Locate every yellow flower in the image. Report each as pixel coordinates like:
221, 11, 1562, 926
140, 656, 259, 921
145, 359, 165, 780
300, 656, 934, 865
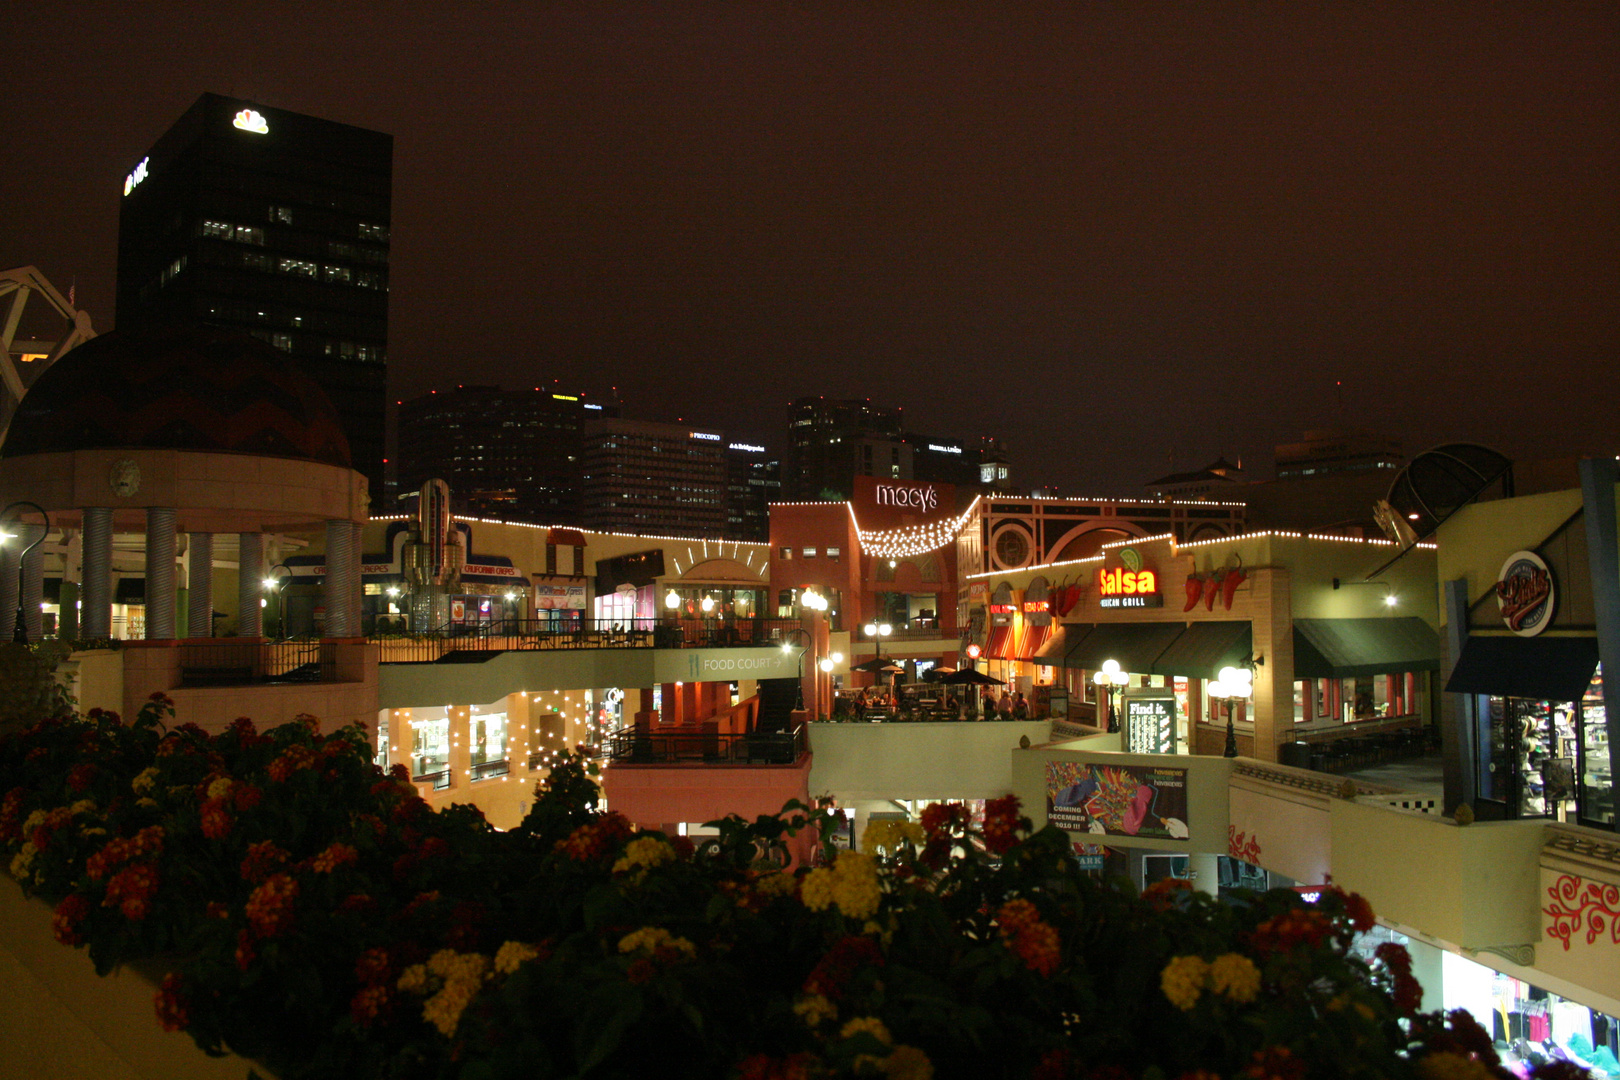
752, 870, 798, 898
131, 767, 159, 794
397, 964, 431, 993
206, 777, 233, 800
794, 993, 838, 1028
617, 926, 696, 959
8, 842, 38, 879
1419, 1052, 1498, 1080
493, 941, 540, 975
840, 1016, 893, 1045
1160, 955, 1209, 1011
612, 835, 675, 876
1209, 952, 1261, 1003
70, 799, 98, 816
22, 810, 46, 833
830, 851, 883, 920
862, 819, 925, 854
136, 798, 159, 810
800, 867, 836, 912
884, 1046, 934, 1080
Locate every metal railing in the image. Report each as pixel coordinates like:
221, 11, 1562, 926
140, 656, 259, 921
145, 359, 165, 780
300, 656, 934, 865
412, 769, 452, 791
177, 639, 335, 687
604, 723, 807, 766
372, 617, 803, 664
469, 758, 511, 782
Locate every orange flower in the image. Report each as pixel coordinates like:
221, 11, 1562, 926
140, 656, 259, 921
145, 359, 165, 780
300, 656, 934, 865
268, 745, 315, 783
103, 862, 160, 920
240, 840, 290, 883
154, 973, 188, 1032
52, 894, 91, 945
310, 842, 359, 873
199, 796, 233, 839
997, 899, 1061, 977
245, 873, 300, 938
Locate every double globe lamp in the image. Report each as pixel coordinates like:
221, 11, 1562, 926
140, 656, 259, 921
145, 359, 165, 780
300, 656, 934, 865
1209, 665, 1254, 758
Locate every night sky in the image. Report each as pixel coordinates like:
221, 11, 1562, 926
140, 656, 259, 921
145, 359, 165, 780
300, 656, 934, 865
2, 4, 1615, 493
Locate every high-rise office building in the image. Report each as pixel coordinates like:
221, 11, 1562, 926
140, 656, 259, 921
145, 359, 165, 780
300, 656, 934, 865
581, 418, 728, 537
722, 439, 781, 542
116, 93, 393, 504
395, 385, 619, 524
785, 397, 907, 500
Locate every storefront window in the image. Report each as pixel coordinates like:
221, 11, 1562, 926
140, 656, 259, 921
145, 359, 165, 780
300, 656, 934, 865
1581, 665, 1613, 826
470, 711, 506, 767
1486, 696, 1578, 820
412, 717, 449, 779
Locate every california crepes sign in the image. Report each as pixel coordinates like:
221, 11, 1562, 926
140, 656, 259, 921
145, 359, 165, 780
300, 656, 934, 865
1496, 550, 1555, 637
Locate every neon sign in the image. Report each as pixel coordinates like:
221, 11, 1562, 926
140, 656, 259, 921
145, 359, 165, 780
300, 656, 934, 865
123, 157, 150, 196
233, 109, 269, 134
1097, 567, 1163, 609
926, 443, 963, 454
729, 442, 765, 452
690, 432, 721, 441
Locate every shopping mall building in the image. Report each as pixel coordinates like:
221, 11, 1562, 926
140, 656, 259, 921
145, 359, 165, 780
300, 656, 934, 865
4, 328, 1619, 1070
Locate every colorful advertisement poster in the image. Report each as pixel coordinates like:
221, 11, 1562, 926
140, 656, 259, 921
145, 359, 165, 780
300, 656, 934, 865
1046, 761, 1189, 840
1071, 840, 1107, 871
534, 577, 587, 611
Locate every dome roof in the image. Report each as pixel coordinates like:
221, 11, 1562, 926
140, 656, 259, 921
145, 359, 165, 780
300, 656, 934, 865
2, 324, 351, 468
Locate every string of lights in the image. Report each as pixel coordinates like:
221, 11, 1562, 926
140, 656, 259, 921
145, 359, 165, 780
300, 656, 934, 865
847, 495, 982, 560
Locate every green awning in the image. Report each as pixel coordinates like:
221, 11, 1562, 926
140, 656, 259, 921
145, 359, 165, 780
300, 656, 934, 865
1292, 617, 1441, 680
1062, 621, 1186, 675
1445, 634, 1598, 703
1150, 621, 1253, 679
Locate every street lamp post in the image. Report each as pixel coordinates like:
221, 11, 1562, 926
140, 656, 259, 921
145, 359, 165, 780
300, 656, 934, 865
1, 502, 49, 644
1092, 658, 1129, 734
1209, 665, 1254, 758
261, 563, 291, 640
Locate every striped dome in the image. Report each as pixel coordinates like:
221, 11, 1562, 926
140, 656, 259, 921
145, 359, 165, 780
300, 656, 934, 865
2, 324, 351, 468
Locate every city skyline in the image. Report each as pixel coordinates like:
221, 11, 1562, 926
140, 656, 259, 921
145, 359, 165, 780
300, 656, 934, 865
1, 3, 1615, 494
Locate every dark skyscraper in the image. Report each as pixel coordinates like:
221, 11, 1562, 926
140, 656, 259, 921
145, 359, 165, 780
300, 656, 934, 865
395, 384, 619, 524
115, 93, 393, 504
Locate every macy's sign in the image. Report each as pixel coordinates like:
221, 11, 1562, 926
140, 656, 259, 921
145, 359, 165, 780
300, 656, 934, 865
874, 483, 939, 511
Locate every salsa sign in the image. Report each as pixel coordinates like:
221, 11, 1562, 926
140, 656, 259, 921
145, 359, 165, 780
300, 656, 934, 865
1096, 567, 1163, 609
1496, 550, 1555, 637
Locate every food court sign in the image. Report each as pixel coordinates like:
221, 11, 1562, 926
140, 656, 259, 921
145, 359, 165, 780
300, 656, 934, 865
1496, 550, 1555, 637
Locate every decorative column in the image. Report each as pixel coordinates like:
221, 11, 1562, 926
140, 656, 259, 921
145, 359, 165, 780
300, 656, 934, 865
238, 532, 264, 638
145, 509, 177, 639
0, 543, 17, 642
82, 509, 113, 639
187, 533, 213, 638
20, 543, 42, 642
1187, 852, 1221, 897
324, 520, 355, 638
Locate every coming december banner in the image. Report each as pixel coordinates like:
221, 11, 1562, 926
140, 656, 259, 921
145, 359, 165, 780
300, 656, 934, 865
1046, 761, 1189, 840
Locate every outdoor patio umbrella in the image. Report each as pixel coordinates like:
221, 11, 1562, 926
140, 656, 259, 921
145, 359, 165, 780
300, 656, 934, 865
937, 667, 1006, 686
922, 666, 957, 682
850, 656, 904, 674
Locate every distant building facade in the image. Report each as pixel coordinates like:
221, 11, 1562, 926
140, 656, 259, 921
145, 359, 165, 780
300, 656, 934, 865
1274, 430, 1403, 481
395, 385, 619, 524
116, 93, 393, 504
581, 417, 728, 537
723, 439, 781, 542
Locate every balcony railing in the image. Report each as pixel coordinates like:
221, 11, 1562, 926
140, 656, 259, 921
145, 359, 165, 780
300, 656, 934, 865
604, 724, 807, 766
469, 759, 511, 782
373, 617, 803, 663
177, 639, 335, 687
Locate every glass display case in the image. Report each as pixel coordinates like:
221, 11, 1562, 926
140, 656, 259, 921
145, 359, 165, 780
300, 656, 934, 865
1580, 665, 1613, 827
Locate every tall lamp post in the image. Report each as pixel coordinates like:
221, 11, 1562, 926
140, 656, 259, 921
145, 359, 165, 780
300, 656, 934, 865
261, 563, 291, 640
1, 501, 49, 644
1092, 658, 1129, 733
1209, 665, 1254, 758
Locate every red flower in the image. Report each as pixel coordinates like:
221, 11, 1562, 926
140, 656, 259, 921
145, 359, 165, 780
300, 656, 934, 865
1033, 1049, 1074, 1080
803, 934, 885, 1001
86, 826, 165, 881
402, 890, 441, 918
1342, 890, 1376, 933
240, 840, 289, 883
206, 901, 230, 919
982, 794, 1028, 855
0, 787, 25, 840
920, 801, 969, 837
245, 874, 300, 938
555, 812, 634, 861
340, 893, 378, 915
1251, 909, 1332, 954
1376, 942, 1423, 1015
355, 947, 393, 984
199, 796, 233, 840
154, 972, 188, 1032
104, 862, 161, 921
998, 898, 1061, 976
670, 835, 696, 860
232, 783, 263, 811
52, 894, 92, 945
268, 745, 315, 783
67, 763, 98, 792
350, 984, 391, 1026
389, 763, 411, 782
1142, 878, 1194, 910
310, 842, 359, 874
235, 928, 257, 970
626, 958, 658, 984
1242, 1046, 1306, 1080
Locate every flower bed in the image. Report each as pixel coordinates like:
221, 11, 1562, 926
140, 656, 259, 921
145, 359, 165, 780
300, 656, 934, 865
0, 694, 1586, 1080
